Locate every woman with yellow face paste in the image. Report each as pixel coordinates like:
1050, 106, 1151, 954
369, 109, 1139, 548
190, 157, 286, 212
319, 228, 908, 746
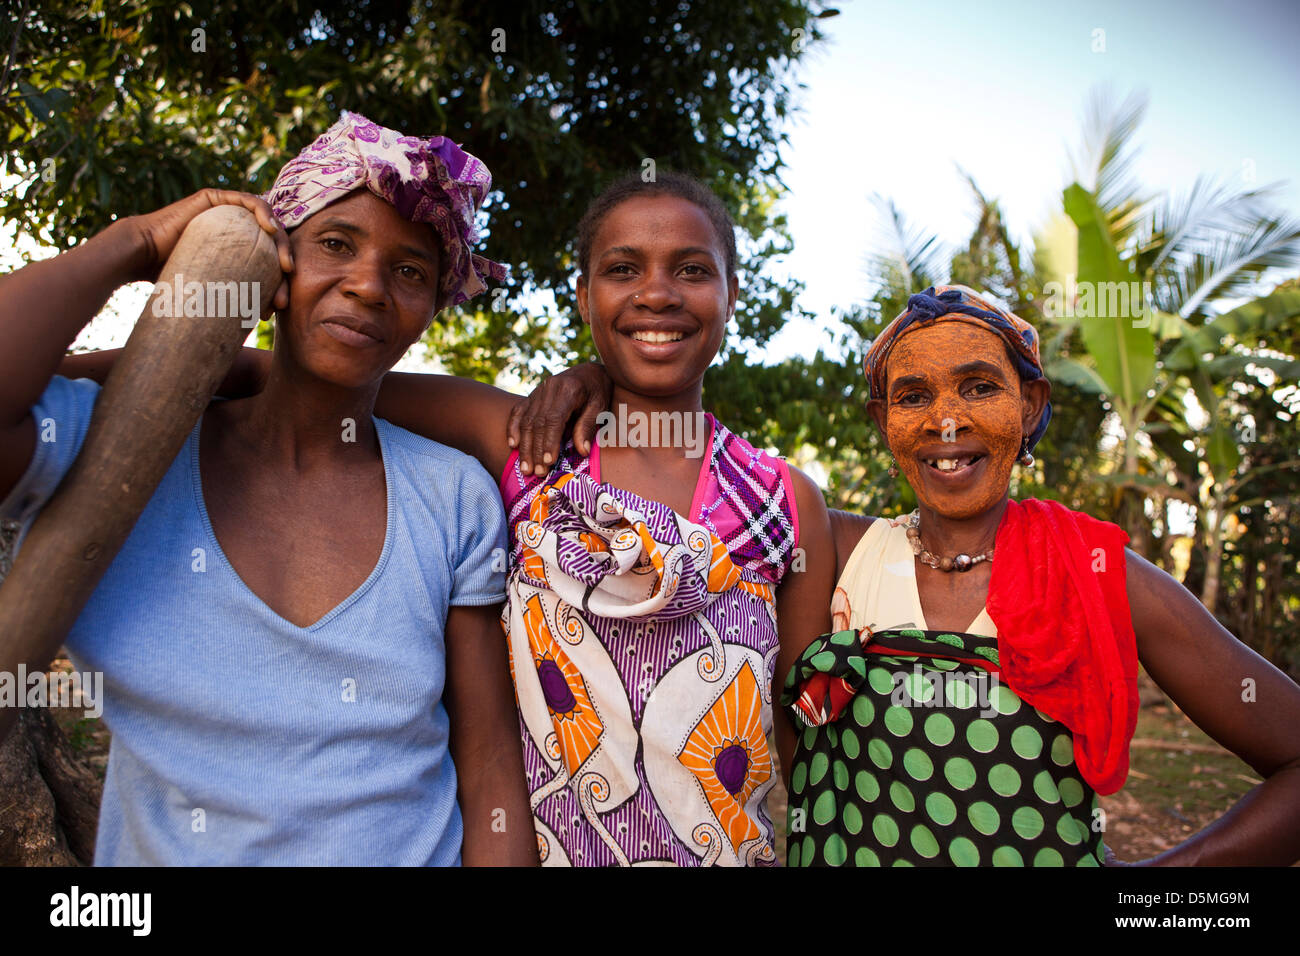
779, 285, 1300, 867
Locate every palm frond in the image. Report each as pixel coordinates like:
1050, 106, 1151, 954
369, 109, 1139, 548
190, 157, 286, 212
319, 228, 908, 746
959, 168, 1006, 261
1070, 87, 1151, 246
867, 194, 947, 296
1171, 217, 1300, 319
1138, 176, 1295, 282
1137, 175, 1230, 275
956, 167, 1031, 309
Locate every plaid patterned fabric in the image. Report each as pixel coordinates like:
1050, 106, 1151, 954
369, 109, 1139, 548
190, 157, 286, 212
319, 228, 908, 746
501, 415, 798, 584
697, 424, 798, 584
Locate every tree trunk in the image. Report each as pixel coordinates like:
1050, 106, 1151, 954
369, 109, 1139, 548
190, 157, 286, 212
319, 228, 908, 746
1199, 490, 1227, 611
0, 706, 101, 865
1115, 428, 1158, 556
0, 523, 102, 866
1241, 537, 1257, 649
1157, 496, 1177, 572
1260, 551, 1281, 663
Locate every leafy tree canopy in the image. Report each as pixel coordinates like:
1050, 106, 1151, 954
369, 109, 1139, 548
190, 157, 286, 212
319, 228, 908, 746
0, 0, 836, 376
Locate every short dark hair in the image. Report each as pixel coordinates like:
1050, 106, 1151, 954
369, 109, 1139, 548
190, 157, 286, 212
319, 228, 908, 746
576, 170, 738, 278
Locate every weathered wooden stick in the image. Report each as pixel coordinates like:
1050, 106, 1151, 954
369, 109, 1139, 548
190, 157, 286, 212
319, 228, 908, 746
0, 206, 280, 732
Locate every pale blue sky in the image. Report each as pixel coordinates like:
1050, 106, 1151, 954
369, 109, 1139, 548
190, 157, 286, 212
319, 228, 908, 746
8, 1, 1296, 366
766, 0, 1300, 359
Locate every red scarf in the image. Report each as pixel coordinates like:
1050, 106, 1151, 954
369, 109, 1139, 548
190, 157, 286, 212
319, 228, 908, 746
986, 498, 1138, 795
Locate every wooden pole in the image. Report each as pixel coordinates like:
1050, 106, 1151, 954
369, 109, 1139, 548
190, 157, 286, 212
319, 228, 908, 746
0, 206, 280, 737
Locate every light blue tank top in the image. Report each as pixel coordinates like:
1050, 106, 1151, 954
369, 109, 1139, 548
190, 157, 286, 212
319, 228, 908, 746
1, 376, 507, 865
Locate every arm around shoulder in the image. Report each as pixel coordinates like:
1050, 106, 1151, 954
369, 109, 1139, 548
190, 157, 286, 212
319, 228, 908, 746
376, 372, 520, 480
828, 509, 875, 581
58, 346, 272, 399
374, 361, 615, 484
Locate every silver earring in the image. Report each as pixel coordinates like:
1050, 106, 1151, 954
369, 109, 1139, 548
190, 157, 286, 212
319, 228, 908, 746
1018, 439, 1034, 467
888, 455, 899, 478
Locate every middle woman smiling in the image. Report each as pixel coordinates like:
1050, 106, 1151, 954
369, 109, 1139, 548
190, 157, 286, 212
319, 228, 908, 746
354, 170, 836, 865
494, 172, 834, 865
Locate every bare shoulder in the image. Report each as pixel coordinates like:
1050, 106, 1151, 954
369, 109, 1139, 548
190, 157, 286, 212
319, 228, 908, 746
776, 465, 834, 598
784, 463, 827, 516
829, 509, 875, 580
1124, 547, 1219, 646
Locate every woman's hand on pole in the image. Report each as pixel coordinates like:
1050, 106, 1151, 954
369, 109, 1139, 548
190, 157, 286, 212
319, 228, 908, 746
122, 189, 293, 309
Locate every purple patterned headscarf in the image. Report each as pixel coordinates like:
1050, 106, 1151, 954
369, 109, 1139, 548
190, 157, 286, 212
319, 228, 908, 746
263, 111, 508, 307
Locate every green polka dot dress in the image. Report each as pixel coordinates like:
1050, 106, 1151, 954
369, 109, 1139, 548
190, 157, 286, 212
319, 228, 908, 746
782, 628, 1106, 868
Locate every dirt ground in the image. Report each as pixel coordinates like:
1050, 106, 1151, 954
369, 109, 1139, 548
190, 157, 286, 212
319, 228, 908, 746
47, 655, 111, 783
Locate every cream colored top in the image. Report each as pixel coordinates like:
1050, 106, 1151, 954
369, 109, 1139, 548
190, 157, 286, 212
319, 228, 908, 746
831, 515, 998, 638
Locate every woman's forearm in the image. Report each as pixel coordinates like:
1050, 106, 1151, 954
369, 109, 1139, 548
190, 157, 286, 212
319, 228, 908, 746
58, 349, 126, 385
445, 603, 540, 866
458, 736, 541, 866
375, 371, 519, 478
59, 345, 271, 398
1126, 551, 1300, 866
0, 219, 145, 426
375, 361, 614, 481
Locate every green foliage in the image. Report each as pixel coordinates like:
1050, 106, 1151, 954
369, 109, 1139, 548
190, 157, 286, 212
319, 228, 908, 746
1063, 182, 1156, 414
0, 0, 832, 379
1034, 91, 1300, 617
712, 87, 1299, 678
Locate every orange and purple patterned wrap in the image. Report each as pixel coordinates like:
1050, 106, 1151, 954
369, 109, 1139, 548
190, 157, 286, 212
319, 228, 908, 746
864, 284, 1052, 450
